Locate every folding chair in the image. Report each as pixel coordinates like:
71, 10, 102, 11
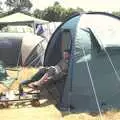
0, 60, 19, 89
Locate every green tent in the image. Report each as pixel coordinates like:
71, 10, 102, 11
44, 12, 120, 112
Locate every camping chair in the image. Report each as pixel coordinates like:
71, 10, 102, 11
0, 60, 19, 89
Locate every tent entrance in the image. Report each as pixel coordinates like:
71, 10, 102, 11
44, 29, 72, 106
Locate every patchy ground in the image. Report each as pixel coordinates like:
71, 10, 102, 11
0, 67, 120, 120
1, 104, 120, 120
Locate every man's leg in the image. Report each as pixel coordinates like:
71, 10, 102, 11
19, 67, 47, 95
20, 67, 47, 86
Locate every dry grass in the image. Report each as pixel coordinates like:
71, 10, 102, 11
0, 67, 37, 92
0, 67, 120, 120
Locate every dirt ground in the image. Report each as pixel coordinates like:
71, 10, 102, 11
1, 103, 120, 120
0, 68, 120, 120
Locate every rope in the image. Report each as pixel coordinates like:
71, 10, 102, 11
91, 29, 120, 105
82, 46, 103, 120
100, 45, 120, 83
90, 28, 120, 83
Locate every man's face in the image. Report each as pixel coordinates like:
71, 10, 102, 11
63, 51, 70, 60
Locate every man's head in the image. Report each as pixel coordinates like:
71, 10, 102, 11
63, 49, 71, 60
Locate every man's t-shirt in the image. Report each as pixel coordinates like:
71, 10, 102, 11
47, 59, 68, 80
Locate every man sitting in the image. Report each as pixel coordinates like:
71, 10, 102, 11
19, 49, 71, 93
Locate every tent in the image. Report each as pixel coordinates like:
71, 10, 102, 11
0, 12, 49, 33
0, 33, 48, 67
44, 12, 120, 112
0, 12, 48, 25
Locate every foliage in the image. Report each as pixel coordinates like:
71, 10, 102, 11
33, 9, 43, 19
42, 2, 65, 22
33, 2, 84, 22
0, 1, 2, 11
1, 0, 120, 22
112, 11, 120, 17
5, 0, 32, 12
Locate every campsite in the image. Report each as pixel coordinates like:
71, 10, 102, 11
1, 0, 120, 120
0, 68, 120, 120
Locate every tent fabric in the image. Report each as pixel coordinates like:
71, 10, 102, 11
1, 25, 34, 33
21, 34, 44, 64
0, 12, 48, 24
79, 14, 120, 47
0, 36, 22, 66
44, 12, 120, 112
0, 33, 48, 67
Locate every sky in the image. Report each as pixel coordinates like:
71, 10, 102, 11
30, 0, 120, 12
0, 0, 120, 12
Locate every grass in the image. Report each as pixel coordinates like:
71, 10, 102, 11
0, 67, 120, 120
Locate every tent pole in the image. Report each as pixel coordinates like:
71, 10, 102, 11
33, 22, 36, 34
15, 40, 23, 80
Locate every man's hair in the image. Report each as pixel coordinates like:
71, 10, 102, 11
64, 49, 71, 53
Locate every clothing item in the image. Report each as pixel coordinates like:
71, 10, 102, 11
47, 59, 68, 81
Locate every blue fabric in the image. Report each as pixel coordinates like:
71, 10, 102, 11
36, 24, 44, 34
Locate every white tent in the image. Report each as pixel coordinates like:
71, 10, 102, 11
0, 12, 49, 33
0, 12, 48, 24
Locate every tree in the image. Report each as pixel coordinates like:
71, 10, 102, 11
42, 2, 65, 22
33, 9, 43, 19
33, 2, 84, 22
112, 11, 120, 17
0, 1, 3, 13
5, 0, 32, 12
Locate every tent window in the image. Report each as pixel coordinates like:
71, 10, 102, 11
1, 25, 33, 33
76, 28, 101, 56
79, 29, 92, 54
74, 28, 93, 63
61, 29, 72, 54
44, 29, 72, 66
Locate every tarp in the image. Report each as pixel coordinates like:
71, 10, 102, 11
0, 12, 49, 24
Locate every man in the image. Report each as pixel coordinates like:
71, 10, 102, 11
19, 49, 71, 92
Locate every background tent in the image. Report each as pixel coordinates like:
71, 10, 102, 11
0, 33, 48, 67
44, 12, 120, 112
0, 12, 48, 25
35, 22, 62, 40
0, 12, 49, 37
0, 12, 49, 67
